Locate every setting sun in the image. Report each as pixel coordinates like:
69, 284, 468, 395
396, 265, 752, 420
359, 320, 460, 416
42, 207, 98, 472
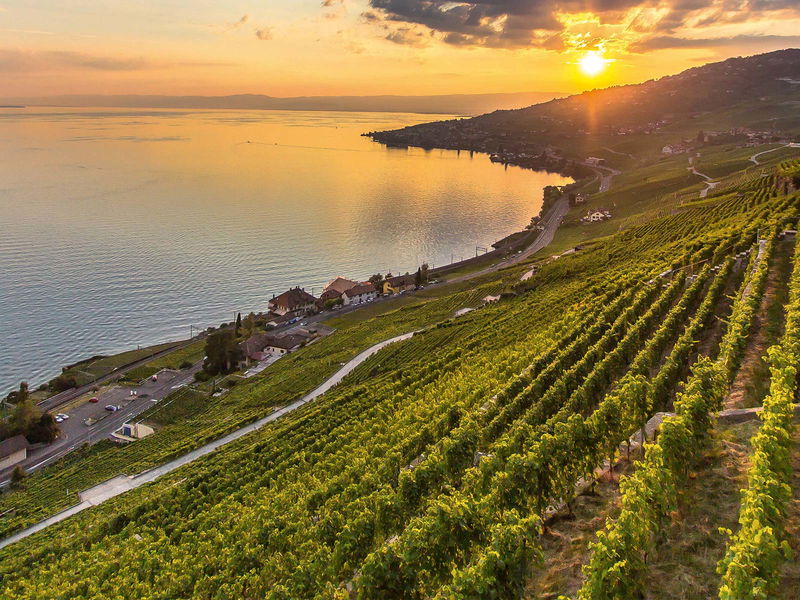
579, 51, 609, 77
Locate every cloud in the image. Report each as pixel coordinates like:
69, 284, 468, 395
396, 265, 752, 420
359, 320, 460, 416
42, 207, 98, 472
365, 0, 800, 52
255, 27, 273, 41
0, 49, 231, 73
226, 15, 249, 31
385, 26, 430, 47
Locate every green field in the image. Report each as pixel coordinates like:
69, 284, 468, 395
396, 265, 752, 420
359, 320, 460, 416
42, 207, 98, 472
51, 341, 185, 388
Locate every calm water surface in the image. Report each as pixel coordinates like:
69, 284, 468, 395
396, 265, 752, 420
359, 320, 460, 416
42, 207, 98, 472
0, 108, 571, 392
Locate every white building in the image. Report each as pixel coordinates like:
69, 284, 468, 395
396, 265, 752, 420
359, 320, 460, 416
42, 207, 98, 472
342, 283, 377, 306
112, 422, 155, 443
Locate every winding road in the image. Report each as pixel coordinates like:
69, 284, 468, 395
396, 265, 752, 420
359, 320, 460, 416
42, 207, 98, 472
0, 331, 416, 550
750, 142, 800, 165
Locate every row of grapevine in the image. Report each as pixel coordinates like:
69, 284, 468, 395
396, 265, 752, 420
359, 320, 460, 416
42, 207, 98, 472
352, 249, 728, 597
575, 233, 777, 599
428, 253, 736, 599
716, 235, 800, 598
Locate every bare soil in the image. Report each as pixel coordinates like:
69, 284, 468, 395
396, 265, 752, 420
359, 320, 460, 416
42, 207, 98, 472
727, 241, 793, 409
524, 461, 636, 599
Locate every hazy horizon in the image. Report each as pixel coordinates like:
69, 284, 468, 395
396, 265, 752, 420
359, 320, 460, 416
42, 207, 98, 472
3, 2, 799, 99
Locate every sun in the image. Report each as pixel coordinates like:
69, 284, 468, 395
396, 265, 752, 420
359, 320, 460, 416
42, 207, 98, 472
578, 51, 608, 77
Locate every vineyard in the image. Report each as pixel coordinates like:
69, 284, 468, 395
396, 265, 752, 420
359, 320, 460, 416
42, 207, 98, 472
0, 161, 797, 600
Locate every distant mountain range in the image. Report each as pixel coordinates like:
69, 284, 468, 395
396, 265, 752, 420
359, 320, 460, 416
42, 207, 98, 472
0, 91, 565, 116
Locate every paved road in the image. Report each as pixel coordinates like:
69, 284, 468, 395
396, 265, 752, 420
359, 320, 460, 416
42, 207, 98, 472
449, 194, 571, 284
750, 142, 800, 165
0, 331, 416, 551
587, 164, 621, 193
0, 367, 201, 486
37, 340, 197, 412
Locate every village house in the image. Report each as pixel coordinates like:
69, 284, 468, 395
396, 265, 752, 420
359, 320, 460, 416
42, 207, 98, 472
268, 287, 317, 316
383, 274, 416, 295
265, 334, 307, 356
323, 277, 359, 295
582, 210, 612, 223
238, 332, 274, 366
585, 156, 606, 167
342, 283, 377, 305
317, 288, 343, 309
0, 434, 28, 470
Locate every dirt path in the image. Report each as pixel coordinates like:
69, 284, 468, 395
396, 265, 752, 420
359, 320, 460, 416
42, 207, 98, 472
524, 462, 633, 599
726, 240, 793, 408
641, 420, 756, 600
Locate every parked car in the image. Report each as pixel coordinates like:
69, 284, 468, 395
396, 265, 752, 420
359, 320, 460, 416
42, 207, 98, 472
55, 415, 64, 423
57, 413, 69, 420
89, 396, 99, 403
104, 405, 118, 412
151, 374, 158, 382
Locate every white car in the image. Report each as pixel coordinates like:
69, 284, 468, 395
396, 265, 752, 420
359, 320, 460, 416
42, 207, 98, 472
57, 413, 69, 420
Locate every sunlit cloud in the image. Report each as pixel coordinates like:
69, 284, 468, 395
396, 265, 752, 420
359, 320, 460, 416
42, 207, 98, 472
364, 0, 800, 59
255, 28, 273, 41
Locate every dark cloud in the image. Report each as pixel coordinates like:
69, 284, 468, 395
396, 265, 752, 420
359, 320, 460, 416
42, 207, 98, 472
366, 0, 800, 50
255, 28, 273, 40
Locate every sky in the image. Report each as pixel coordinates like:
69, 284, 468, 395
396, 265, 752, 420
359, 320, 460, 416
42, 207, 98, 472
2, 0, 800, 98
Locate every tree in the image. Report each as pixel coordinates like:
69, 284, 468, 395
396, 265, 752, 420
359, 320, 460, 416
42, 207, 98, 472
204, 330, 242, 375
11, 382, 39, 435
242, 312, 256, 338
10, 465, 26, 487
415, 263, 430, 287
235, 313, 242, 337
368, 273, 384, 292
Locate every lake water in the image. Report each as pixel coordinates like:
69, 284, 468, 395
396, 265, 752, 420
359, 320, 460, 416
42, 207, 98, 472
0, 107, 571, 393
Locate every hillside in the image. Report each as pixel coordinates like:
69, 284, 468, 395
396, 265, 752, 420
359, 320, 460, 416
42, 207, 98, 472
369, 49, 800, 165
1, 53, 800, 600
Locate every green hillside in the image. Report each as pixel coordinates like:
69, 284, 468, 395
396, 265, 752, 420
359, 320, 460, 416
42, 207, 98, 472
2, 52, 800, 600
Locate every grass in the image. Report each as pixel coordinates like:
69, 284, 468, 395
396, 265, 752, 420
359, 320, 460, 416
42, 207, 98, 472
55, 341, 184, 387
641, 420, 758, 599
524, 463, 633, 599
121, 340, 206, 383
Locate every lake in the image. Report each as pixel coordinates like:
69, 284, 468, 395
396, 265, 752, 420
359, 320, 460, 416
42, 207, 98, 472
0, 107, 571, 393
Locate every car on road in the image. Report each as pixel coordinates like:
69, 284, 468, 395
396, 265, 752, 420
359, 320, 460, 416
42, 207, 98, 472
55, 415, 64, 423
104, 405, 119, 412
89, 396, 99, 403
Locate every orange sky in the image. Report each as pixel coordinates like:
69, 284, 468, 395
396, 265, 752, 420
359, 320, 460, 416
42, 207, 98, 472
2, 1, 799, 98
